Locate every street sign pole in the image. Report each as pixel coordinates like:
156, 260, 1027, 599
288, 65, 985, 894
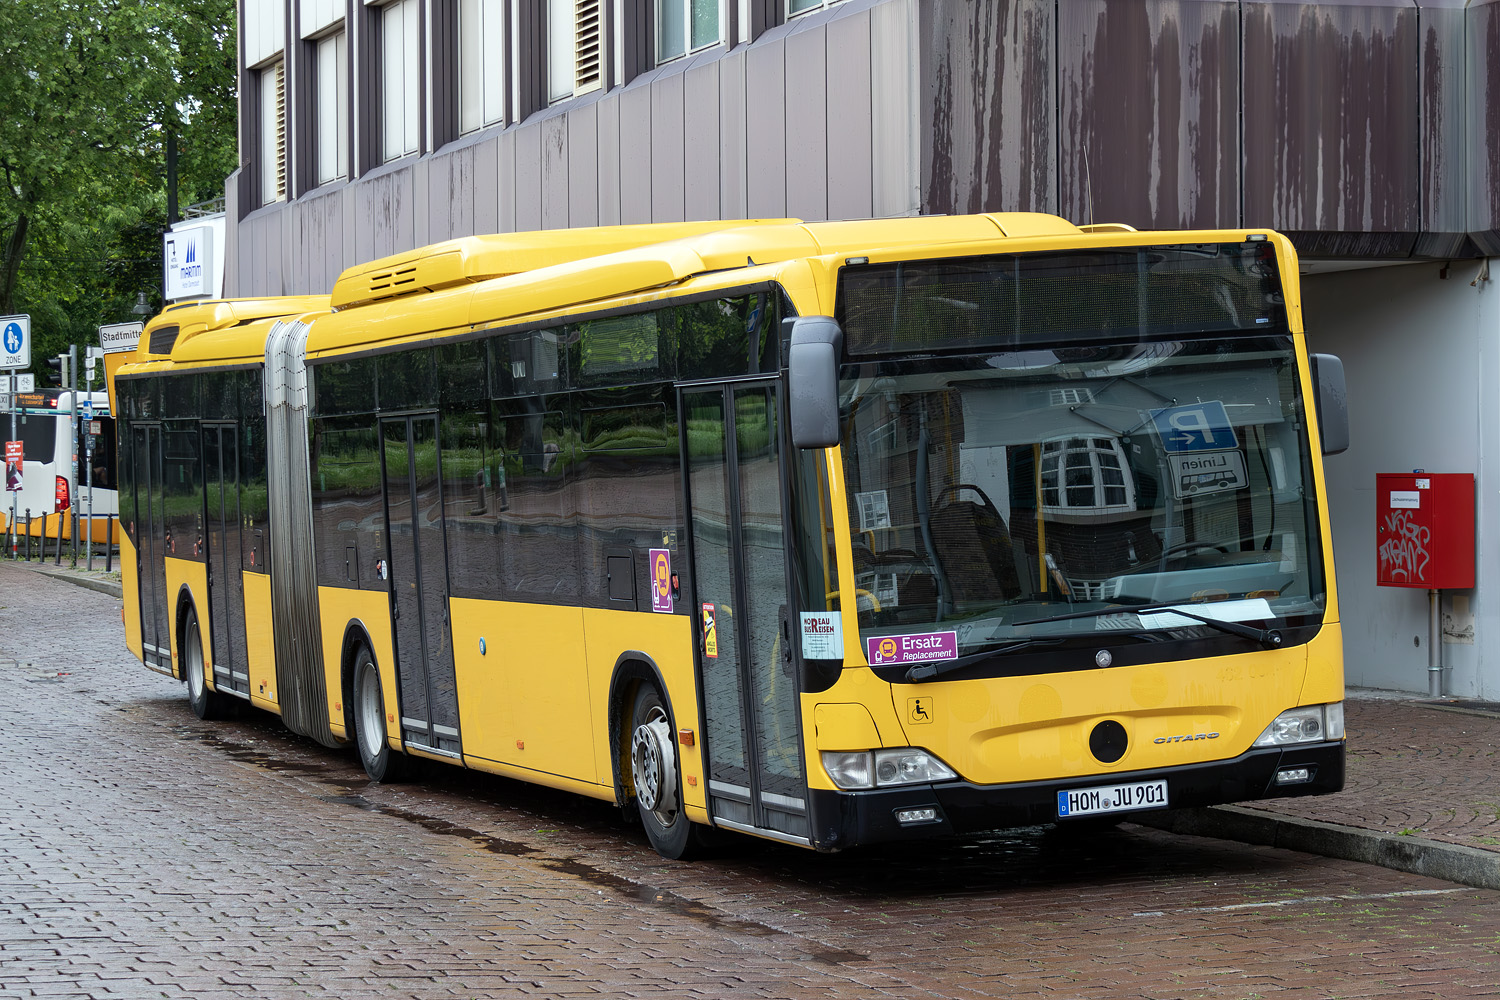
68, 344, 78, 566
1, 315, 28, 559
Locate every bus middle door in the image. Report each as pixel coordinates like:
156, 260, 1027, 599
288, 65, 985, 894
681, 380, 809, 844
379, 414, 461, 758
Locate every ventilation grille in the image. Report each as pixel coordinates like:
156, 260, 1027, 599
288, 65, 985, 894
274, 62, 286, 199
574, 0, 601, 95
364, 265, 420, 298
148, 325, 181, 355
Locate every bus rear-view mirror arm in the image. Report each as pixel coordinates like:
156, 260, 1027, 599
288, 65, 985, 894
788, 316, 844, 449
1310, 353, 1349, 456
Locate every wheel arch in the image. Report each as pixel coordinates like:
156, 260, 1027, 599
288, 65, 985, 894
608, 651, 673, 808
339, 619, 379, 739
173, 584, 200, 682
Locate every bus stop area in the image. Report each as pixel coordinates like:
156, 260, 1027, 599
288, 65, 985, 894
21, 558, 1500, 892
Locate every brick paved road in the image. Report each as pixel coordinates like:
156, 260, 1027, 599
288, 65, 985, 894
5, 560, 1500, 999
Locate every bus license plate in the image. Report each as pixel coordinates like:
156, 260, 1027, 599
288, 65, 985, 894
1057, 779, 1168, 818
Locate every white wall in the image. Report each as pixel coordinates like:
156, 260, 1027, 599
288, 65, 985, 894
1303, 259, 1499, 696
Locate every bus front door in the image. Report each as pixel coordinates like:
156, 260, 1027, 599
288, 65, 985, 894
682, 382, 809, 843
202, 423, 249, 698
132, 423, 170, 669
379, 415, 461, 758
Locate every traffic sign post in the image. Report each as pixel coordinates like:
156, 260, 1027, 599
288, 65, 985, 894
1, 314, 29, 369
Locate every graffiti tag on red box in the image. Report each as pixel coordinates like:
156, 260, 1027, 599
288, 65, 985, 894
867, 631, 957, 666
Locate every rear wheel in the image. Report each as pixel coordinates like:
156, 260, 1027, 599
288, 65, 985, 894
353, 645, 408, 782
183, 610, 231, 720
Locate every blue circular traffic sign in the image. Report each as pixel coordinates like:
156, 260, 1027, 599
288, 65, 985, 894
2, 322, 20, 354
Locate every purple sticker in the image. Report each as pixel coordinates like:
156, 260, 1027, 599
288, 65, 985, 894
650, 548, 673, 613
867, 631, 958, 666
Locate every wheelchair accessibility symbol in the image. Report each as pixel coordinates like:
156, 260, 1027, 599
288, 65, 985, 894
907, 697, 933, 725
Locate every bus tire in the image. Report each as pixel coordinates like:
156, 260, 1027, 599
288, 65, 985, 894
353, 644, 408, 783
629, 683, 699, 859
183, 609, 231, 720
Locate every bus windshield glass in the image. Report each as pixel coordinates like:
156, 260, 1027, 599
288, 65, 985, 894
837, 336, 1325, 660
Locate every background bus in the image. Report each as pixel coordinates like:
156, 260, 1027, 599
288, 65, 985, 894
2, 389, 117, 543
114, 216, 1349, 859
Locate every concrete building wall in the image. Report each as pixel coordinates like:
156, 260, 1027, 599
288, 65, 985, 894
1304, 260, 1500, 695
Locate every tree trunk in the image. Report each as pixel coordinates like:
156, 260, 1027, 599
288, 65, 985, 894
0, 210, 29, 317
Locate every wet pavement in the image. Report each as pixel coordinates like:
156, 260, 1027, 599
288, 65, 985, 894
6, 558, 1500, 998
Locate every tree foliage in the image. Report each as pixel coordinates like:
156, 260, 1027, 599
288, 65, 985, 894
0, 1, 236, 378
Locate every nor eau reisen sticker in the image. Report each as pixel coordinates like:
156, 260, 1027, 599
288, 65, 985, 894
866, 631, 958, 666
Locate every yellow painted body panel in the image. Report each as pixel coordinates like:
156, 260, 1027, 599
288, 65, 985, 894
812, 704, 882, 751
582, 606, 706, 818
120, 534, 142, 660
162, 557, 208, 681
316, 585, 396, 743
242, 571, 281, 713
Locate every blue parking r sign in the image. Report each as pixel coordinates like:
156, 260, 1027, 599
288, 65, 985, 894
1149, 401, 1239, 453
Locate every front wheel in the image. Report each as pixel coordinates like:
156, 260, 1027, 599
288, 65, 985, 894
353, 645, 408, 782
183, 609, 231, 720
629, 684, 698, 859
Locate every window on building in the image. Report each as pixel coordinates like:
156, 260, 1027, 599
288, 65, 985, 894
259, 60, 286, 204
459, 0, 505, 133
381, 0, 419, 161
315, 30, 348, 184
547, 0, 575, 102
657, 0, 719, 62
1039, 436, 1136, 513
788, 0, 841, 15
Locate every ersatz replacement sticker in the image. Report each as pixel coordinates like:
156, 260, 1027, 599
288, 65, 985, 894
866, 631, 958, 666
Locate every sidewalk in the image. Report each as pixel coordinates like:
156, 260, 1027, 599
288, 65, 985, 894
1140, 690, 1500, 889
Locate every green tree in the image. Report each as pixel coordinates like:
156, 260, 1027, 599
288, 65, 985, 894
0, 1, 236, 376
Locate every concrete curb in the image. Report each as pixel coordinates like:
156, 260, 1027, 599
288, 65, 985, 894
1136, 804, 1500, 891
19, 562, 124, 599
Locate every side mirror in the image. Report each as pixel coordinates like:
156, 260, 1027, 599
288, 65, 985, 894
787, 316, 843, 449
1310, 353, 1349, 456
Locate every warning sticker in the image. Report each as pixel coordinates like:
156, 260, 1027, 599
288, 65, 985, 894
702, 603, 718, 659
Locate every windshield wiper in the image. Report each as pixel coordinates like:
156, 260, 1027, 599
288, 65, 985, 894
904, 638, 1065, 683
1014, 603, 1285, 649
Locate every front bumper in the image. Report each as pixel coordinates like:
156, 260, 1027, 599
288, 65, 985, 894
806, 740, 1344, 851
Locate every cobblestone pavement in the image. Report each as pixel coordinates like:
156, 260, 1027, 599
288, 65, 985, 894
1244, 697, 1500, 852
6, 560, 1500, 998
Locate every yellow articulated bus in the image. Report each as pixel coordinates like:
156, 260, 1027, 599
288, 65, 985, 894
114, 215, 1349, 858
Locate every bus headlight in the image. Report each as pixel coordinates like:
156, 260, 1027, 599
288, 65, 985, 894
1252, 702, 1345, 747
821, 749, 957, 790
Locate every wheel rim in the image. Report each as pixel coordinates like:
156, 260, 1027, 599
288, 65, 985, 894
185, 622, 205, 700
357, 661, 384, 762
631, 705, 677, 819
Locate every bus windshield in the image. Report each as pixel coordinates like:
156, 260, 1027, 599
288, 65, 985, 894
838, 336, 1325, 659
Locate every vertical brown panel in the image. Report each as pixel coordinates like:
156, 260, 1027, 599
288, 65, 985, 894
541, 113, 571, 229
1471, 0, 1500, 253
921, 0, 1055, 217
785, 23, 829, 221
411, 156, 431, 246
652, 71, 687, 223
1416, 0, 1467, 255
1243, 0, 1420, 245
745, 35, 788, 217
569, 103, 601, 228
684, 60, 721, 222
619, 79, 654, 224
1058, 0, 1238, 230
826, 9, 873, 222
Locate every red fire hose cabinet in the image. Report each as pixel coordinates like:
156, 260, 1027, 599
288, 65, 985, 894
1375, 473, 1475, 589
